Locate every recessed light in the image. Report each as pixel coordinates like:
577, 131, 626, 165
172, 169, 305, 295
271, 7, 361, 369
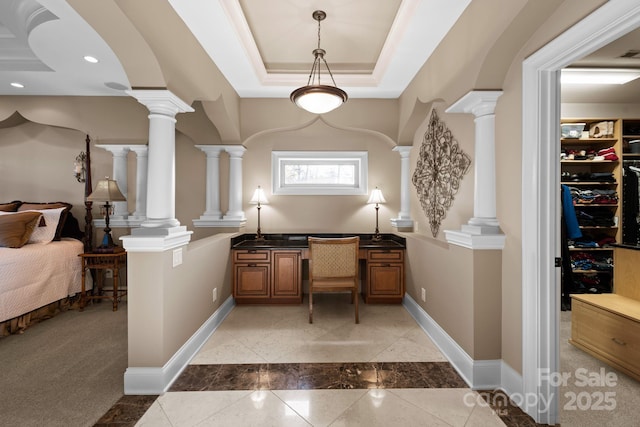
84, 55, 99, 63
10, 82, 24, 88
561, 68, 640, 85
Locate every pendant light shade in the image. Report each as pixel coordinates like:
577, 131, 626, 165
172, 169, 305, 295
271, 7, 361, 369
290, 10, 348, 114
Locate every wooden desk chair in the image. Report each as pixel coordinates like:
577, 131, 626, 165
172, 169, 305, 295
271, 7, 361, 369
308, 236, 360, 324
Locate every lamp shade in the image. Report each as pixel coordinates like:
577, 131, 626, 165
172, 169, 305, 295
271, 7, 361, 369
291, 85, 348, 115
367, 188, 386, 204
249, 186, 269, 205
87, 178, 126, 202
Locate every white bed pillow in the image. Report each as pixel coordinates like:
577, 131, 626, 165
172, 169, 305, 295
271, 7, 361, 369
0, 207, 66, 244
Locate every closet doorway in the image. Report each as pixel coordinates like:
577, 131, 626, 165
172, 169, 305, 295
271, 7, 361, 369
559, 29, 640, 425
521, 2, 640, 425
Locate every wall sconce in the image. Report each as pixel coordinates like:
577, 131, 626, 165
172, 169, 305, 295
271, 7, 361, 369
249, 186, 269, 240
74, 152, 87, 183
367, 187, 386, 241
87, 177, 126, 252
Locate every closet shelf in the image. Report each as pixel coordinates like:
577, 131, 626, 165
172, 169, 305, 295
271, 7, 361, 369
561, 160, 617, 164
561, 181, 617, 185
569, 247, 614, 251
561, 138, 617, 144
572, 269, 612, 274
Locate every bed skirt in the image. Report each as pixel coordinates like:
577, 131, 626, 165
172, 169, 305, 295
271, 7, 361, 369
0, 294, 82, 336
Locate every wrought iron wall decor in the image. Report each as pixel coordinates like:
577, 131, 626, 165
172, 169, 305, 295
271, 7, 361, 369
412, 109, 471, 237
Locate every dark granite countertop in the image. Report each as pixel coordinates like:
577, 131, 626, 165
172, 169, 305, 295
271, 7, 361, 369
231, 233, 406, 249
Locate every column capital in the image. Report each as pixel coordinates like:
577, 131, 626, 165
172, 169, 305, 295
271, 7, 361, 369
195, 145, 226, 157
126, 89, 194, 116
392, 145, 412, 157
446, 90, 503, 118
96, 144, 131, 156
128, 145, 149, 156
223, 145, 247, 157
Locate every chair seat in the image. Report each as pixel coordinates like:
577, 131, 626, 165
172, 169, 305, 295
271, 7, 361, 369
312, 280, 355, 289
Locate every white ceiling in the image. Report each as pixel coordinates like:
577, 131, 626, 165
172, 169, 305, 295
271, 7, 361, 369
0, 0, 639, 103
0, 0, 472, 98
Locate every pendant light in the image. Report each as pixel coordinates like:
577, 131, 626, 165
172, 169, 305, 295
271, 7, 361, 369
290, 10, 348, 114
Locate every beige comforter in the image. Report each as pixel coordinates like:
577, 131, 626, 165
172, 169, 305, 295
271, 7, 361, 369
0, 238, 85, 323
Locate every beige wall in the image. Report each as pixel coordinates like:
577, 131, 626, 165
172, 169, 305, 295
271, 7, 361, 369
127, 234, 232, 367
3, 0, 629, 383
398, 0, 608, 374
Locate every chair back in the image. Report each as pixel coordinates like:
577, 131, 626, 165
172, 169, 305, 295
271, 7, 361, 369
308, 236, 359, 278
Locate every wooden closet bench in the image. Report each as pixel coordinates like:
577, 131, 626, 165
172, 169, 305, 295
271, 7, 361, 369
570, 245, 640, 381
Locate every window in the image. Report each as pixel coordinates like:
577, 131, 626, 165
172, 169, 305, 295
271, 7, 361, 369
272, 151, 368, 195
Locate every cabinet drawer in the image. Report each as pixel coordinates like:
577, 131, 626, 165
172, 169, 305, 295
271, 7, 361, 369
367, 249, 404, 262
572, 300, 640, 372
233, 249, 271, 263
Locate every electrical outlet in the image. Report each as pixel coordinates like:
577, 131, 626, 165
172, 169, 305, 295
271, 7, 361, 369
212, 288, 217, 303
421, 288, 426, 302
105, 269, 113, 279
173, 248, 183, 267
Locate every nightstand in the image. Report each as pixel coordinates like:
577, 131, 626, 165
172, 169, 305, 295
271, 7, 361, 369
79, 250, 127, 311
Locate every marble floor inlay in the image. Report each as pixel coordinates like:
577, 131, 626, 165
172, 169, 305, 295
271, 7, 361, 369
170, 362, 467, 392
94, 295, 542, 426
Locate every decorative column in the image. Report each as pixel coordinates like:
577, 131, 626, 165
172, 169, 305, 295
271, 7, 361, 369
122, 90, 194, 252
390, 145, 414, 230
96, 145, 130, 220
129, 145, 148, 223
444, 90, 505, 249
222, 146, 247, 224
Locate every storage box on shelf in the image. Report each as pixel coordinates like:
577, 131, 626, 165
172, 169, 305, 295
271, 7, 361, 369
561, 119, 622, 294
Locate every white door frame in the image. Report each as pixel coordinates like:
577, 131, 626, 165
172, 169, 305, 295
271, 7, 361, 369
522, 1, 640, 424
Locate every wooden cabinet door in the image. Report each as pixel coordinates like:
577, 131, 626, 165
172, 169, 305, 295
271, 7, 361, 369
234, 264, 270, 298
272, 251, 302, 301
368, 263, 403, 295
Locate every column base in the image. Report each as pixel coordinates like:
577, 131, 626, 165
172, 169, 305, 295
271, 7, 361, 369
193, 217, 247, 228
444, 229, 506, 250
461, 223, 501, 235
122, 226, 192, 252
390, 218, 414, 231
95, 217, 144, 228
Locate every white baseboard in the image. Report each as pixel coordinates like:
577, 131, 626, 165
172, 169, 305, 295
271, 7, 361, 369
124, 295, 235, 395
403, 294, 522, 392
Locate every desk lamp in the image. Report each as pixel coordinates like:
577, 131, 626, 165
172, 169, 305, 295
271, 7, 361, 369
87, 178, 126, 252
367, 187, 386, 241
250, 186, 269, 240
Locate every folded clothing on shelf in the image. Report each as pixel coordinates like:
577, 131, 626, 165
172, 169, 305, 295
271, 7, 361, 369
575, 207, 616, 227
568, 187, 618, 204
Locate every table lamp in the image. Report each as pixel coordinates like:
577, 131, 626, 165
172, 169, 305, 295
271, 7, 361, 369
367, 187, 386, 241
249, 186, 269, 240
87, 177, 126, 252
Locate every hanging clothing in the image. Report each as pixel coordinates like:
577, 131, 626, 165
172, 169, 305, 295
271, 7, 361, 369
561, 184, 582, 239
622, 166, 639, 245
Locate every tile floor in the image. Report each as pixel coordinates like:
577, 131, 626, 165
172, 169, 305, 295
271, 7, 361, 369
98, 295, 538, 426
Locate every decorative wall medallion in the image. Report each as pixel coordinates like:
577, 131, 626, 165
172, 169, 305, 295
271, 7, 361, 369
412, 109, 471, 237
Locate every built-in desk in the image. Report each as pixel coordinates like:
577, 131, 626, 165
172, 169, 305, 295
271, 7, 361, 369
230, 233, 406, 304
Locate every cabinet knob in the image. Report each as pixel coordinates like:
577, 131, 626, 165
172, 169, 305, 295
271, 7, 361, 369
611, 337, 627, 346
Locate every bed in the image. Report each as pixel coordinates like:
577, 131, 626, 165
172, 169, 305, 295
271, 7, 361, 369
0, 202, 92, 335
0, 136, 96, 336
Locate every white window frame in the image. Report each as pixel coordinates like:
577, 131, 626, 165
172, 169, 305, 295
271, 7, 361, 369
271, 151, 368, 195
